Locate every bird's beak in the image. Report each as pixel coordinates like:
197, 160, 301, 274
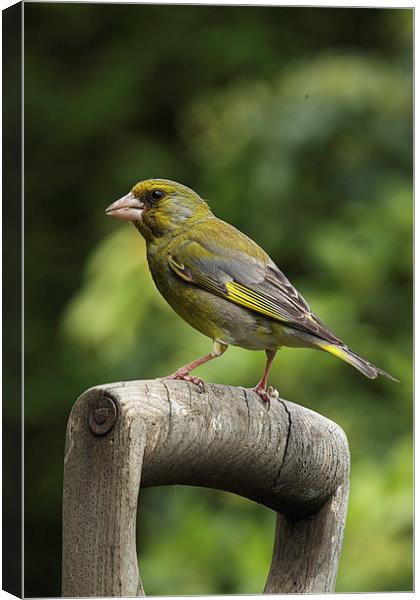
105, 193, 145, 221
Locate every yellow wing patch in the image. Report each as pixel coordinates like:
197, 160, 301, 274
168, 257, 315, 328
225, 281, 289, 323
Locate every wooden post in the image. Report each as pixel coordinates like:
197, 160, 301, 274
62, 380, 350, 596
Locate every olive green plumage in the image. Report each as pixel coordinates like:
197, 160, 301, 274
105, 178, 397, 398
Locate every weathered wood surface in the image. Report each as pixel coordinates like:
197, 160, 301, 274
62, 379, 350, 596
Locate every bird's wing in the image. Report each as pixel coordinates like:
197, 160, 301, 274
167, 225, 340, 344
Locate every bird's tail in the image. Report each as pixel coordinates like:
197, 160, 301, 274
317, 342, 399, 382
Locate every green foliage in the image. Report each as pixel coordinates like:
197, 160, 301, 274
138, 488, 274, 595
338, 435, 413, 592
24, 4, 412, 595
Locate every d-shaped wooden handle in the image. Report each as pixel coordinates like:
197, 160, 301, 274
62, 380, 350, 596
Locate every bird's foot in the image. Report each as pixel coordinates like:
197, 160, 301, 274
164, 371, 205, 392
253, 386, 271, 406
249, 384, 279, 408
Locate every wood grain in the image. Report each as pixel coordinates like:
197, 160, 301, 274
62, 379, 350, 596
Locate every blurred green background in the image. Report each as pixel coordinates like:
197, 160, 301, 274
24, 4, 412, 596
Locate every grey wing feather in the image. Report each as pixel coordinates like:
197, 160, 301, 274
254, 262, 341, 343
173, 228, 341, 344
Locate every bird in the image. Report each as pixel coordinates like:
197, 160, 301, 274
105, 178, 397, 403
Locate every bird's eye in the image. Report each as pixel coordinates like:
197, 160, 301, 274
151, 189, 164, 201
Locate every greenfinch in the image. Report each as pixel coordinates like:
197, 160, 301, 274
105, 178, 396, 402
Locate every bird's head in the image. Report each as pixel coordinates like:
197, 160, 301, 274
105, 179, 211, 242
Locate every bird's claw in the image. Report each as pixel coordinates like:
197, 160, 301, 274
253, 386, 271, 407
164, 372, 205, 392
249, 384, 280, 408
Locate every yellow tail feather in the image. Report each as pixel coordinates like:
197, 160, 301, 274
318, 342, 398, 382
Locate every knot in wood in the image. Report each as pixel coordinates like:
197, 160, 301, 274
88, 393, 117, 436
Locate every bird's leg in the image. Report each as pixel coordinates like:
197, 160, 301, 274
251, 349, 277, 404
164, 341, 228, 390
